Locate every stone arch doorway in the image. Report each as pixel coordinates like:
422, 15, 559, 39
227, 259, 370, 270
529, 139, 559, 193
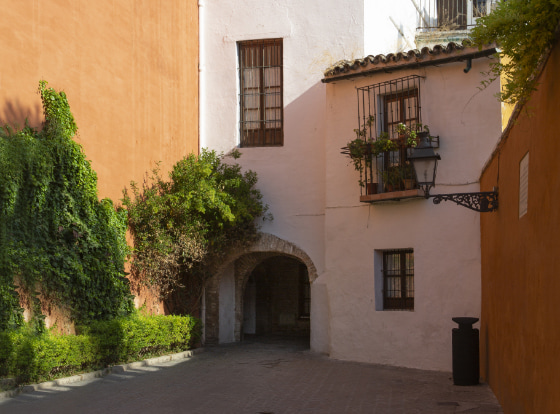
203, 234, 317, 346
242, 255, 310, 340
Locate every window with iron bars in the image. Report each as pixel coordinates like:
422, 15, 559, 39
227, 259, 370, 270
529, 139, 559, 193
356, 75, 423, 194
416, 0, 498, 32
238, 39, 283, 147
382, 249, 414, 310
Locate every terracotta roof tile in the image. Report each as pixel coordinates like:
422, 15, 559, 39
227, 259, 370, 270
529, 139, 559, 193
323, 41, 496, 82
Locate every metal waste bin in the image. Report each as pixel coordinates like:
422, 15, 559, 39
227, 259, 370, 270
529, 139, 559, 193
452, 317, 479, 386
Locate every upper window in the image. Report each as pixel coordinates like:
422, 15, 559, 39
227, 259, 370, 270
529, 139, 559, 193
416, 0, 497, 33
437, 0, 467, 29
384, 89, 419, 140
238, 39, 283, 147
382, 249, 414, 310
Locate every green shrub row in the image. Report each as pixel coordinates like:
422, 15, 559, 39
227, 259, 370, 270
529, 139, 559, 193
0, 314, 200, 385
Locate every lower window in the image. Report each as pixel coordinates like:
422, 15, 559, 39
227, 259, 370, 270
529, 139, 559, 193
382, 249, 414, 310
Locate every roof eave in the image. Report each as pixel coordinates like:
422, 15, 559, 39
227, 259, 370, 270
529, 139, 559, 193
322, 47, 497, 84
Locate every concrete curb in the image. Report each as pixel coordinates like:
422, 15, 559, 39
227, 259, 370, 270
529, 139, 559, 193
0, 348, 204, 400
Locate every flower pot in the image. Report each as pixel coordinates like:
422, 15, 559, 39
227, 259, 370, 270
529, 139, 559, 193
366, 183, 378, 195
403, 179, 415, 190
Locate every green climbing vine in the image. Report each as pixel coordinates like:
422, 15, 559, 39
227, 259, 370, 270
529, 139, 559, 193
471, 0, 560, 105
122, 149, 269, 315
0, 81, 133, 331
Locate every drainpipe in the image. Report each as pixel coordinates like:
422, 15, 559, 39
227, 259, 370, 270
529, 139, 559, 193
464, 58, 472, 73
198, 0, 206, 151
198, 0, 206, 345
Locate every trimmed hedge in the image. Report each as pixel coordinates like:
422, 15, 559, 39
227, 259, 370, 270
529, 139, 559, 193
0, 314, 200, 385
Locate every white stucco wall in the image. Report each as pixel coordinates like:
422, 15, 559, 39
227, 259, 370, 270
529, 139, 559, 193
364, 0, 417, 55
200, 0, 363, 353
324, 58, 501, 371
202, 0, 501, 371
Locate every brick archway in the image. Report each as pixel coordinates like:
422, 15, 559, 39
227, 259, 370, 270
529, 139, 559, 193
204, 233, 317, 344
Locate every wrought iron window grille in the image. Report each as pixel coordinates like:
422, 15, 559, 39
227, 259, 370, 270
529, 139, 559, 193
342, 75, 426, 196
382, 249, 414, 311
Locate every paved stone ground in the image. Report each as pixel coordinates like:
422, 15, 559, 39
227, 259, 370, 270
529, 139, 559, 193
0, 336, 502, 414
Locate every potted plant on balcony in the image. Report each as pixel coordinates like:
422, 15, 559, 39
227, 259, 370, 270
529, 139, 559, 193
345, 115, 378, 193
346, 136, 372, 173
382, 165, 403, 192
401, 161, 416, 190
395, 122, 432, 147
346, 137, 379, 194
371, 132, 398, 156
347, 132, 400, 194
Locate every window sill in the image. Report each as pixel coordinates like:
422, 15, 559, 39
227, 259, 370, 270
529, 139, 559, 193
360, 189, 424, 203
380, 308, 415, 312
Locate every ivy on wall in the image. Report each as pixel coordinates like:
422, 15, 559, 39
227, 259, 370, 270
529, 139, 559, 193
0, 81, 133, 331
471, 0, 560, 105
122, 149, 269, 315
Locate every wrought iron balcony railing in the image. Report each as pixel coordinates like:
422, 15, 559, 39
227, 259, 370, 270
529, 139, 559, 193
415, 0, 498, 33
348, 75, 424, 198
342, 75, 444, 201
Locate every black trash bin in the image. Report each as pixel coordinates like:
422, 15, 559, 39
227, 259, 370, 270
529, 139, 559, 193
451, 317, 479, 386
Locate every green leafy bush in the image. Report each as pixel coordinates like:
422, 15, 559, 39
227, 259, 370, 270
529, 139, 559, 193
471, 0, 560, 105
0, 81, 133, 329
80, 314, 200, 364
0, 314, 200, 385
123, 149, 269, 314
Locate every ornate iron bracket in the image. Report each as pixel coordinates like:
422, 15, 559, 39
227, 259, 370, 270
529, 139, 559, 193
429, 191, 498, 212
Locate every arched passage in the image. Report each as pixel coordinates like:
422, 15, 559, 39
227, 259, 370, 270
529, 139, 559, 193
242, 255, 310, 339
203, 233, 317, 346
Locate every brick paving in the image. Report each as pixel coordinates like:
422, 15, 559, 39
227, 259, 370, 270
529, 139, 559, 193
0, 336, 502, 414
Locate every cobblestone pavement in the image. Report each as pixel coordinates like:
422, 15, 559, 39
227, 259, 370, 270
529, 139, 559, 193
0, 336, 502, 414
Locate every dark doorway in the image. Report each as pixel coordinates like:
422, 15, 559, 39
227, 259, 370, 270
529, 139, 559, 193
242, 256, 310, 345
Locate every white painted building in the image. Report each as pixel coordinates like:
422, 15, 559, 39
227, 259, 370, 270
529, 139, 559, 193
200, 0, 501, 371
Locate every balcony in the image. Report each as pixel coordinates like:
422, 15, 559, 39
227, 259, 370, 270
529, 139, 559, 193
342, 75, 441, 203
414, 0, 498, 48
343, 138, 427, 204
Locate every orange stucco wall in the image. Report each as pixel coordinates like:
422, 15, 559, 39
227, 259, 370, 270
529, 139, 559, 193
0, 1, 199, 202
480, 40, 560, 413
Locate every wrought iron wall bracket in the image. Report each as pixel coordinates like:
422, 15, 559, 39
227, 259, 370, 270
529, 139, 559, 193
429, 191, 498, 212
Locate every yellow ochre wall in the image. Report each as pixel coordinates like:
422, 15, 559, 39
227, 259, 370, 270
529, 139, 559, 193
480, 39, 560, 414
0, 1, 199, 202
499, 56, 515, 130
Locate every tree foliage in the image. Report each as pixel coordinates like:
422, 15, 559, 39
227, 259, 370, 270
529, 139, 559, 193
0, 81, 133, 330
122, 149, 269, 314
471, 0, 560, 105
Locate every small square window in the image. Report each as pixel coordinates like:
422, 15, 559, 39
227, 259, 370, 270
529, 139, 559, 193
382, 249, 414, 310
